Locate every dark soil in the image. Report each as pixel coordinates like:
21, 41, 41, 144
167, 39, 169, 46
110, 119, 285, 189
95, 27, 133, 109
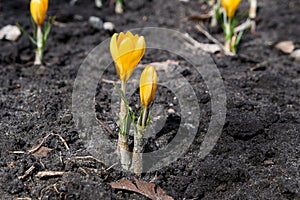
0, 0, 299, 199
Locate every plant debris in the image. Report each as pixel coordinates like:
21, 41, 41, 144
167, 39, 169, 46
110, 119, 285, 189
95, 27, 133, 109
35, 171, 66, 179
32, 146, 52, 158
110, 178, 174, 200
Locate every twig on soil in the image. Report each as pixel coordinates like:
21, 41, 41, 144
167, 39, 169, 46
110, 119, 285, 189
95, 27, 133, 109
69, 155, 105, 165
195, 24, 235, 56
35, 171, 66, 178
95, 117, 116, 137
39, 182, 63, 200
27, 132, 69, 155
234, 19, 252, 34
78, 167, 89, 176
101, 78, 118, 84
150, 172, 158, 183
195, 24, 225, 50
138, 60, 180, 72
250, 61, 268, 71
8, 150, 26, 154
16, 198, 32, 200
104, 162, 118, 172
18, 165, 36, 180
39, 158, 46, 169
59, 152, 63, 164
28, 133, 52, 154
53, 21, 67, 28
51, 132, 70, 150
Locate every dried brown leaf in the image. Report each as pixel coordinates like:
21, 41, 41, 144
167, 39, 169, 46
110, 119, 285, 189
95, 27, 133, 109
275, 41, 295, 54
32, 146, 52, 158
110, 178, 174, 200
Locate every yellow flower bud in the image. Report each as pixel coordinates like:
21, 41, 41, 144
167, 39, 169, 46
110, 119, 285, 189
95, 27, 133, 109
222, 0, 241, 19
30, 0, 48, 26
140, 65, 157, 108
110, 31, 146, 83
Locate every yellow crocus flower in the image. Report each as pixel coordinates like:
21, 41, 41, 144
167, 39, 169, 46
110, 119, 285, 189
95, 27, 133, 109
110, 31, 146, 83
222, 0, 241, 19
30, 0, 48, 26
140, 65, 157, 108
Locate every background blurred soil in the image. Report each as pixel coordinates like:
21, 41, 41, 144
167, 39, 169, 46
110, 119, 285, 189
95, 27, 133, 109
0, 0, 299, 199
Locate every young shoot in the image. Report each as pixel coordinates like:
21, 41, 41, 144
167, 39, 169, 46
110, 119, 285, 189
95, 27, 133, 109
210, 0, 222, 27
17, 0, 53, 65
115, 0, 123, 14
249, 0, 257, 33
221, 0, 241, 53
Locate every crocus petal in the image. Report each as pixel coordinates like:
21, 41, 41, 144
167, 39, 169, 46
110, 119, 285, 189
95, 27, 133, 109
117, 32, 125, 47
125, 31, 134, 38
42, 0, 48, 15
118, 37, 134, 81
130, 36, 146, 66
110, 33, 119, 61
132, 35, 140, 44
110, 33, 124, 80
222, 0, 241, 19
140, 65, 157, 107
30, 0, 48, 26
119, 37, 134, 58
115, 62, 124, 81
150, 70, 158, 103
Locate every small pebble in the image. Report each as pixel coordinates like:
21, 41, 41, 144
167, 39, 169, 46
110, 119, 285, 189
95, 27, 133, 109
62, 114, 73, 124
168, 108, 175, 114
216, 184, 227, 192
88, 16, 103, 30
36, 65, 45, 74
290, 49, 300, 61
74, 15, 83, 21
264, 160, 274, 166
275, 41, 294, 54
103, 22, 115, 32
95, 0, 102, 8
20, 54, 31, 62
0, 25, 21, 41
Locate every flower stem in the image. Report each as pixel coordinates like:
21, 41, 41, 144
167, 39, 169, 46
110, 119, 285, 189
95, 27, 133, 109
34, 25, 43, 65
224, 19, 231, 53
118, 81, 131, 170
133, 106, 147, 175
142, 106, 147, 129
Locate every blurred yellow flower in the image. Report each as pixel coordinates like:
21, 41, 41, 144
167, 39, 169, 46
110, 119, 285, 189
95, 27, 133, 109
110, 31, 146, 83
140, 65, 157, 108
222, 0, 241, 19
30, 0, 48, 26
